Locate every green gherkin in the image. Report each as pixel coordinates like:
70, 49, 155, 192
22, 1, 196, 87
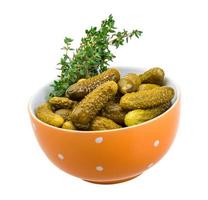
124, 103, 171, 126
62, 121, 76, 130
49, 97, 74, 109
65, 68, 120, 100
118, 73, 141, 94
55, 109, 72, 121
36, 103, 64, 127
138, 83, 160, 91
90, 116, 121, 131
120, 86, 174, 110
101, 102, 126, 125
71, 81, 118, 130
139, 67, 165, 85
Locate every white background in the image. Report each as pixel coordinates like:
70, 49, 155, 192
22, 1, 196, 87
0, 0, 207, 199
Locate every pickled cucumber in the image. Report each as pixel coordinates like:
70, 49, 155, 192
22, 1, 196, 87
55, 109, 72, 121
139, 67, 164, 85
138, 83, 160, 91
101, 102, 126, 125
124, 103, 171, 126
118, 73, 141, 94
36, 103, 64, 127
71, 81, 118, 130
90, 116, 121, 131
120, 86, 174, 110
62, 121, 76, 130
49, 97, 74, 109
65, 68, 120, 100
77, 78, 86, 83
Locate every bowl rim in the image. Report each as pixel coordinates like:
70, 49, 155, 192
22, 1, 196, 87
28, 68, 181, 134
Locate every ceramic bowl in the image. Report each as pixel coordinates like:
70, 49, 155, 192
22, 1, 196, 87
28, 67, 180, 184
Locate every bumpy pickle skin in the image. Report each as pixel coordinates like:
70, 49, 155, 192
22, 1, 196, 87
62, 121, 76, 130
65, 68, 120, 100
77, 78, 86, 83
101, 102, 127, 125
90, 116, 121, 131
118, 73, 141, 94
138, 83, 160, 91
120, 86, 174, 110
49, 97, 74, 109
55, 109, 72, 121
139, 67, 165, 85
124, 103, 171, 126
36, 103, 64, 127
71, 81, 118, 130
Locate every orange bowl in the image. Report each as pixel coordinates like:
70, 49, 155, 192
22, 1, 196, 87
28, 67, 180, 184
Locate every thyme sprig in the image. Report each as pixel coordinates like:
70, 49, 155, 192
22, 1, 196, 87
50, 15, 142, 97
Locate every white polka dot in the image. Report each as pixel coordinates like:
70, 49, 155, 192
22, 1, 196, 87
32, 123, 36, 131
153, 140, 160, 147
96, 166, 104, 172
95, 137, 103, 144
147, 163, 154, 168
57, 153, 64, 160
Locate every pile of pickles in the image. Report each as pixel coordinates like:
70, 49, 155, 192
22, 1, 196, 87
36, 67, 175, 131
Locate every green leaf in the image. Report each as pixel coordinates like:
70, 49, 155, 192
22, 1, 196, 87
50, 15, 142, 97
64, 37, 73, 44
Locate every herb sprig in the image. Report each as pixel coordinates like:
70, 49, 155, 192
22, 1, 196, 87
50, 15, 142, 97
